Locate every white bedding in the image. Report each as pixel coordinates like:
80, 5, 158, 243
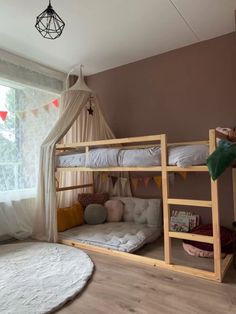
56, 144, 209, 168
58, 222, 161, 252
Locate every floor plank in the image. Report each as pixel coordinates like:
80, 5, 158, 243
57, 248, 236, 314
136, 237, 214, 271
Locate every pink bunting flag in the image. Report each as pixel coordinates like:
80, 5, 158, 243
143, 177, 151, 188
0, 111, 8, 121
52, 99, 59, 108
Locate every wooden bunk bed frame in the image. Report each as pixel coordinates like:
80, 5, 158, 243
56, 129, 233, 282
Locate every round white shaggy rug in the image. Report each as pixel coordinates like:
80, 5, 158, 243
0, 242, 94, 314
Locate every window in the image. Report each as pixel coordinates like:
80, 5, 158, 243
0, 83, 58, 195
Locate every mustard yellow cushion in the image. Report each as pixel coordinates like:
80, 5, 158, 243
57, 203, 84, 232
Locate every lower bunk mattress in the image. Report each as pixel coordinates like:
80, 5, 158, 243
58, 222, 161, 252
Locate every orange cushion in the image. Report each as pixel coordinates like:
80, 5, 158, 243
57, 203, 84, 232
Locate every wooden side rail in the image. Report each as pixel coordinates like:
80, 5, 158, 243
167, 166, 208, 172
56, 166, 163, 172
56, 183, 94, 192
56, 134, 162, 150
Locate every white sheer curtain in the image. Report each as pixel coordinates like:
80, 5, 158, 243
0, 64, 63, 240
33, 89, 91, 242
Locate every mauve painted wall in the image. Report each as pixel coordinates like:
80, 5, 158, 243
87, 32, 236, 228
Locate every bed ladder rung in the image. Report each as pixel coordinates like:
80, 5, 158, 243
168, 198, 212, 207
169, 231, 214, 243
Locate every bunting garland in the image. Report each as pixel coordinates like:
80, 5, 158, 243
0, 98, 59, 122
95, 171, 187, 192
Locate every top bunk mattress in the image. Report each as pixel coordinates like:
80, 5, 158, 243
56, 144, 209, 168
58, 222, 161, 253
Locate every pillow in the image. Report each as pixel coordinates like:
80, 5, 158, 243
84, 204, 107, 225
183, 224, 234, 254
57, 203, 84, 232
182, 242, 226, 259
104, 200, 124, 222
86, 148, 119, 167
182, 242, 214, 258
112, 197, 162, 228
78, 193, 109, 209
118, 146, 160, 166
168, 144, 209, 167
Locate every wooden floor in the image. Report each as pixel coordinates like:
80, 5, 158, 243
136, 237, 214, 271
58, 247, 236, 314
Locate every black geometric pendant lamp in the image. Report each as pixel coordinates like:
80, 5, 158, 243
35, 0, 65, 40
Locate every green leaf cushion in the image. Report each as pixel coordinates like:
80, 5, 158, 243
207, 140, 236, 180
84, 204, 107, 225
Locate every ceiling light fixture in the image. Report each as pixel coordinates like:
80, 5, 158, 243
35, 0, 65, 40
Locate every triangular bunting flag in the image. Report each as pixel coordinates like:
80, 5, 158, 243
101, 173, 109, 183
31, 108, 38, 117
0, 111, 8, 121
43, 104, 50, 112
120, 178, 127, 191
143, 177, 151, 188
111, 176, 118, 187
179, 172, 187, 180
153, 176, 162, 189
52, 99, 59, 108
131, 178, 140, 191
16, 111, 26, 120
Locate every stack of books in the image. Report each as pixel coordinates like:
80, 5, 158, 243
170, 210, 200, 232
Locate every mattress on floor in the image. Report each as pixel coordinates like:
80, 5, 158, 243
56, 144, 209, 168
58, 222, 162, 253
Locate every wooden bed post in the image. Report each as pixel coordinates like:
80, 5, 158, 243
161, 134, 171, 264
209, 129, 222, 282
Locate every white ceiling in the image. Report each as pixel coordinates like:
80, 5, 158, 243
0, 0, 235, 75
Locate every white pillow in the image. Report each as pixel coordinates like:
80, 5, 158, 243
112, 197, 162, 227
118, 146, 160, 166
168, 144, 209, 168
